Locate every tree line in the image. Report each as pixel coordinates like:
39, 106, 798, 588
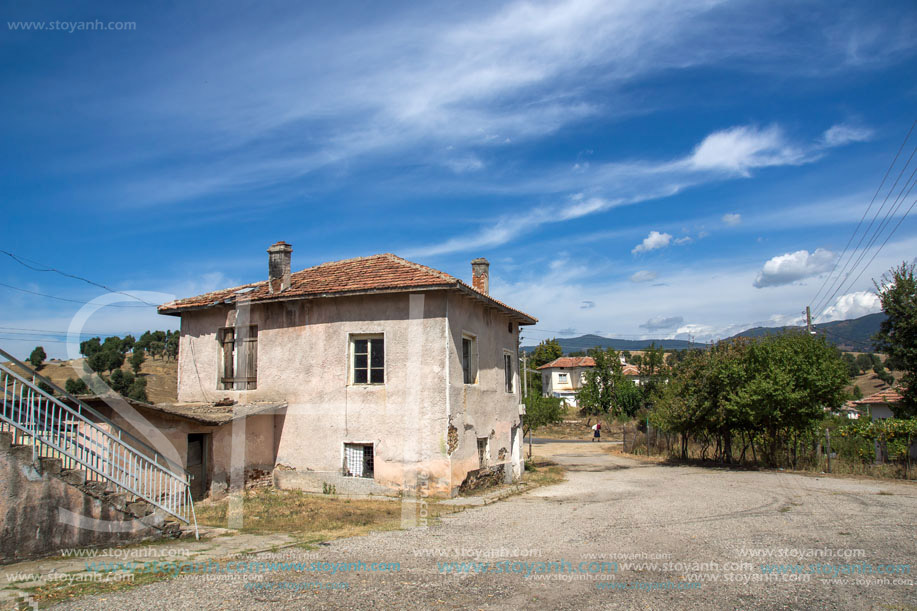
25, 329, 179, 403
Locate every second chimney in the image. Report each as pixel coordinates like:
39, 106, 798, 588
267, 241, 293, 293
471, 257, 490, 295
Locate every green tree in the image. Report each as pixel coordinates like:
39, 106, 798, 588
521, 395, 564, 456
37, 381, 54, 395
109, 368, 132, 394
638, 343, 666, 410
127, 376, 148, 402
65, 377, 90, 395
135, 331, 153, 354
874, 262, 917, 416
88, 348, 124, 374
531, 338, 563, 367
79, 337, 102, 358
129, 349, 146, 374
28, 346, 46, 369
165, 332, 179, 361
851, 384, 863, 400
729, 333, 848, 464
149, 340, 165, 360
855, 353, 873, 374
120, 334, 135, 354
578, 347, 627, 417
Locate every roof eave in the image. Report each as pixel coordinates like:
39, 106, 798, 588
160, 282, 538, 324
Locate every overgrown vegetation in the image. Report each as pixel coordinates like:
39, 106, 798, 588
650, 332, 848, 465
874, 261, 916, 416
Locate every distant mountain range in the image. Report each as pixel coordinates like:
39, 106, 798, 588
725, 312, 886, 352
522, 313, 886, 354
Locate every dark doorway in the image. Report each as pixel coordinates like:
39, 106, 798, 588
187, 433, 210, 500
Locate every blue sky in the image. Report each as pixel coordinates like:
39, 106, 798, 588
2, 0, 916, 358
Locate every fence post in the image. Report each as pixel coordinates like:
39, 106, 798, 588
906, 433, 911, 480
825, 428, 832, 474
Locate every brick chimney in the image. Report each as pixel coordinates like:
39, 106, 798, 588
471, 257, 489, 295
267, 241, 292, 293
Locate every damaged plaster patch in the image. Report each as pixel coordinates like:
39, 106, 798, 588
498, 447, 507, 460
448, 421, 459, 455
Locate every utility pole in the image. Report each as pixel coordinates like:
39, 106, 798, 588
806, 306, 813, 334
522, 351, 527, 399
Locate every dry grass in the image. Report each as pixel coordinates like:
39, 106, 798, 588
194, 488, 455, 541
523, 459, 566, 487
22, 570, 177, 607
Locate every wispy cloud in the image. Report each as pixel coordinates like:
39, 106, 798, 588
630, 270, 658, 283
641, 315, 684, 330
722, 213, 742, 226
822, 124, 873, 147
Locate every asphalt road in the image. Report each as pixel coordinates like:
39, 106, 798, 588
53, 443, 917, 610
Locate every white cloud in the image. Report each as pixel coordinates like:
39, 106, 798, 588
686, 125, 807, 176
818, 290, 881, 322
632, 231, 672, 254
674, 236, 693, 245
640, 315, 684, 330
822, 124, 873, 147
722, 213, 742, 226
580, 300, 595, 309
630, 270, 658, 283
753, 248, 835, 288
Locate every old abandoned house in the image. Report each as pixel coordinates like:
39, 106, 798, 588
155, 243, 537, 497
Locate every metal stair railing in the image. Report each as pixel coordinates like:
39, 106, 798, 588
0, 347, 198, 536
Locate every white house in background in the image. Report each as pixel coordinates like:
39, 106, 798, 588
537, 356, 642, 407
850, 387, 905, 420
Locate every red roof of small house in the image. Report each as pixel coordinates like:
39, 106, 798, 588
159, 253, 536, 323
852, 387, 904, 406
537, 356, 595, 370
537, 357, 642, 376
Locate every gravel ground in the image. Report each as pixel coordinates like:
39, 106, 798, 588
51, 443, 916, 610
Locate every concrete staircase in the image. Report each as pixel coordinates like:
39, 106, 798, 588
0, 348, 196, 561
0, 430, 184, 562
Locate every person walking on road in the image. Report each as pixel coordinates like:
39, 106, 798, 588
592, 422, 601, 442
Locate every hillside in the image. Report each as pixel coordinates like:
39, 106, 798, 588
523, 313, 886, 355
726, 312, 885, 351
6, 355, 178, 404
522, 334, 696, 354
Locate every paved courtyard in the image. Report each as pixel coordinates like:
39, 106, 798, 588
45, 442, 917, 610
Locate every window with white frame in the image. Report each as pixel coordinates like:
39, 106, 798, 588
504, 352, 514, 393
218, 325, 257, 390
462, 333, 478, 384
557, 372, 568, 383
351, 335, 384, 384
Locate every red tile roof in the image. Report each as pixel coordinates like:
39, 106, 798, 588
853, 387, 904, 405
537, 357, 595, 370
537, 357, 642, 376
158, 253, 536, 323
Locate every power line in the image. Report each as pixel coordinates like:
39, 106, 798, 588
809, 120, 916, 311
0, 281, 151, 308
0, 249, 159, 307
811, 138, 917, 318
813, 176, 917, 322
